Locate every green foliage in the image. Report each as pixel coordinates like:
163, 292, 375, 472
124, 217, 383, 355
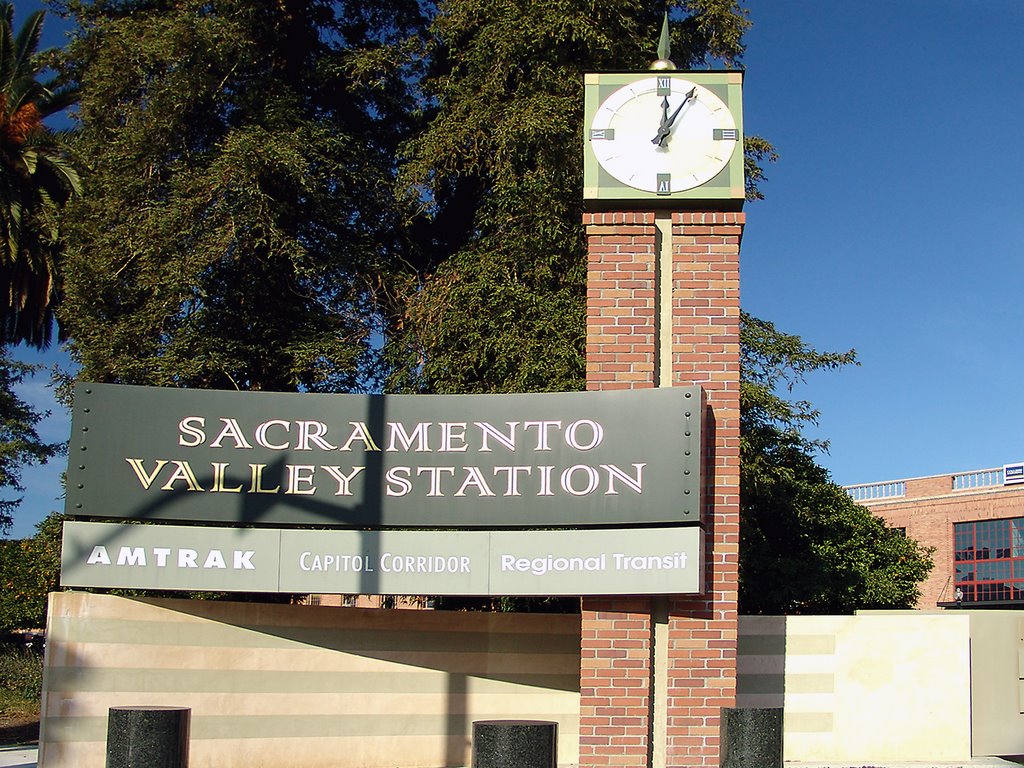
55, 0, 425, 391
385, 0, 767, 395
0, 351, 61, 534
0, 2, 80, 348
435, 594, 579, 614
739, 313, 933, 613
740, 312, 856, 449
40, 0, 931, 615
52, 0, 770, 397
0, 512, 63, 631
0, 644, 43, 708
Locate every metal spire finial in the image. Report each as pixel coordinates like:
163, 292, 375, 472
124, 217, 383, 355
651, 12, 677, 70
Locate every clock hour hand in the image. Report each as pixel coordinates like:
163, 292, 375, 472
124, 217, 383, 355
651, 87, 697, 147
657, 95, 669, 128
651, 97, 671, 145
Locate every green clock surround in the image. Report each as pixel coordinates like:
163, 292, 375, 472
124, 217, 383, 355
583, 70, 744, 207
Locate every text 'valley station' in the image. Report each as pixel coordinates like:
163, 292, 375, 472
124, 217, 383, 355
122, 415, 650, 500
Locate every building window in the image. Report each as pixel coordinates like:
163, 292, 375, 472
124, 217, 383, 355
954, 518, 1024, 603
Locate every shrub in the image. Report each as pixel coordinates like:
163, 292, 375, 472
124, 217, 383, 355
0, 644, 43, 703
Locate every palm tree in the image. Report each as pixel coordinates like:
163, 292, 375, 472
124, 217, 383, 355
0, 1, 79, 348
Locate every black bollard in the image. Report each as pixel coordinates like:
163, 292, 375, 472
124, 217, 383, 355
472, 720, 557, 768
106, 706, 190, 768
720, 707, 783, 768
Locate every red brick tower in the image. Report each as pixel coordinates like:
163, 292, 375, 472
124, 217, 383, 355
580, 37, 744, 761
580, 208, 742, 768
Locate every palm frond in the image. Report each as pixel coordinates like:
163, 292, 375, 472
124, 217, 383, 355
12, 10, 43, 77
0, 17, 13, 95
37, 83, 79, 117
0, 2, 81, 348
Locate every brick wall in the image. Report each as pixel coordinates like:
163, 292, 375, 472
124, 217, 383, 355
581, 210, 743, 768
863, 481, 1024, 607
585, 211, 659, 390
905, 475, 953, 499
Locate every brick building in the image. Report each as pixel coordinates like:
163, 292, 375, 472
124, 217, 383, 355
848, 462, 1024, 609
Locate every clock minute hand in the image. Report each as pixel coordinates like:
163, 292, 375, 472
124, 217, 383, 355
665, 87, 697, 129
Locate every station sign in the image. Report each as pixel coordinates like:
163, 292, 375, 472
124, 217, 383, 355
65, 383, 703, 528
60, 521, 704, 596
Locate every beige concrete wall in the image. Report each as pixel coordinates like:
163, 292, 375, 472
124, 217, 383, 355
738, 613, 973, 763
855, 610, 1024, 758
40, 592, 580, 768
951, 611, 1024, 756
44, 595, 1023, 766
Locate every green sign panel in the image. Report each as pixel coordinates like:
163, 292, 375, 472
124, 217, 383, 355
61, 521, 704, 596
66, 384, 702, 528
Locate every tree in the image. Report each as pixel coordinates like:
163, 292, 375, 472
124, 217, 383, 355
384, 0, 759, 394
739, 313, 933, 613
49, 0, 931, 614
0, 511, 63, 631
54, 0, 425, 391
0, 349, 61, 535
0, 2, 80, 349
384, 0, 928, 612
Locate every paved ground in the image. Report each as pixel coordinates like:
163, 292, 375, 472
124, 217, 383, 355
2, 748, 1022, 768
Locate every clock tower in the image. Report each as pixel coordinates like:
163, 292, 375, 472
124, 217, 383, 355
583, 70, 744, 204
579, 22, 745, 768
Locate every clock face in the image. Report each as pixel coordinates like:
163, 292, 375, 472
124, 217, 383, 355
589, 76, 739, 195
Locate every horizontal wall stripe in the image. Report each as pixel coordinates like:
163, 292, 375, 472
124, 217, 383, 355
784, 711, 834, 733
52, 642, 580, 676
737, 633, 835, 656
738, 616, 786, 630
45, 666, 577, 695
734, 692, 784, 708
45, 690, 579, 720
737, 633, 786, 655
736, 672, 835, 696
736, 673, 784, 696
785, 673, 835, 694
43, 713, 581, 743
49, 617, 580, 656
53, 593, 580, 635
736, 654, 784, 674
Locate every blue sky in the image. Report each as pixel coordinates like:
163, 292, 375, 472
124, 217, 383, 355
740, 0, 1024, 488
5, 0, 1024, 537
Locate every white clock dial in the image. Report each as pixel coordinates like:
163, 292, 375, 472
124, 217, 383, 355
589, 76, 739, 195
